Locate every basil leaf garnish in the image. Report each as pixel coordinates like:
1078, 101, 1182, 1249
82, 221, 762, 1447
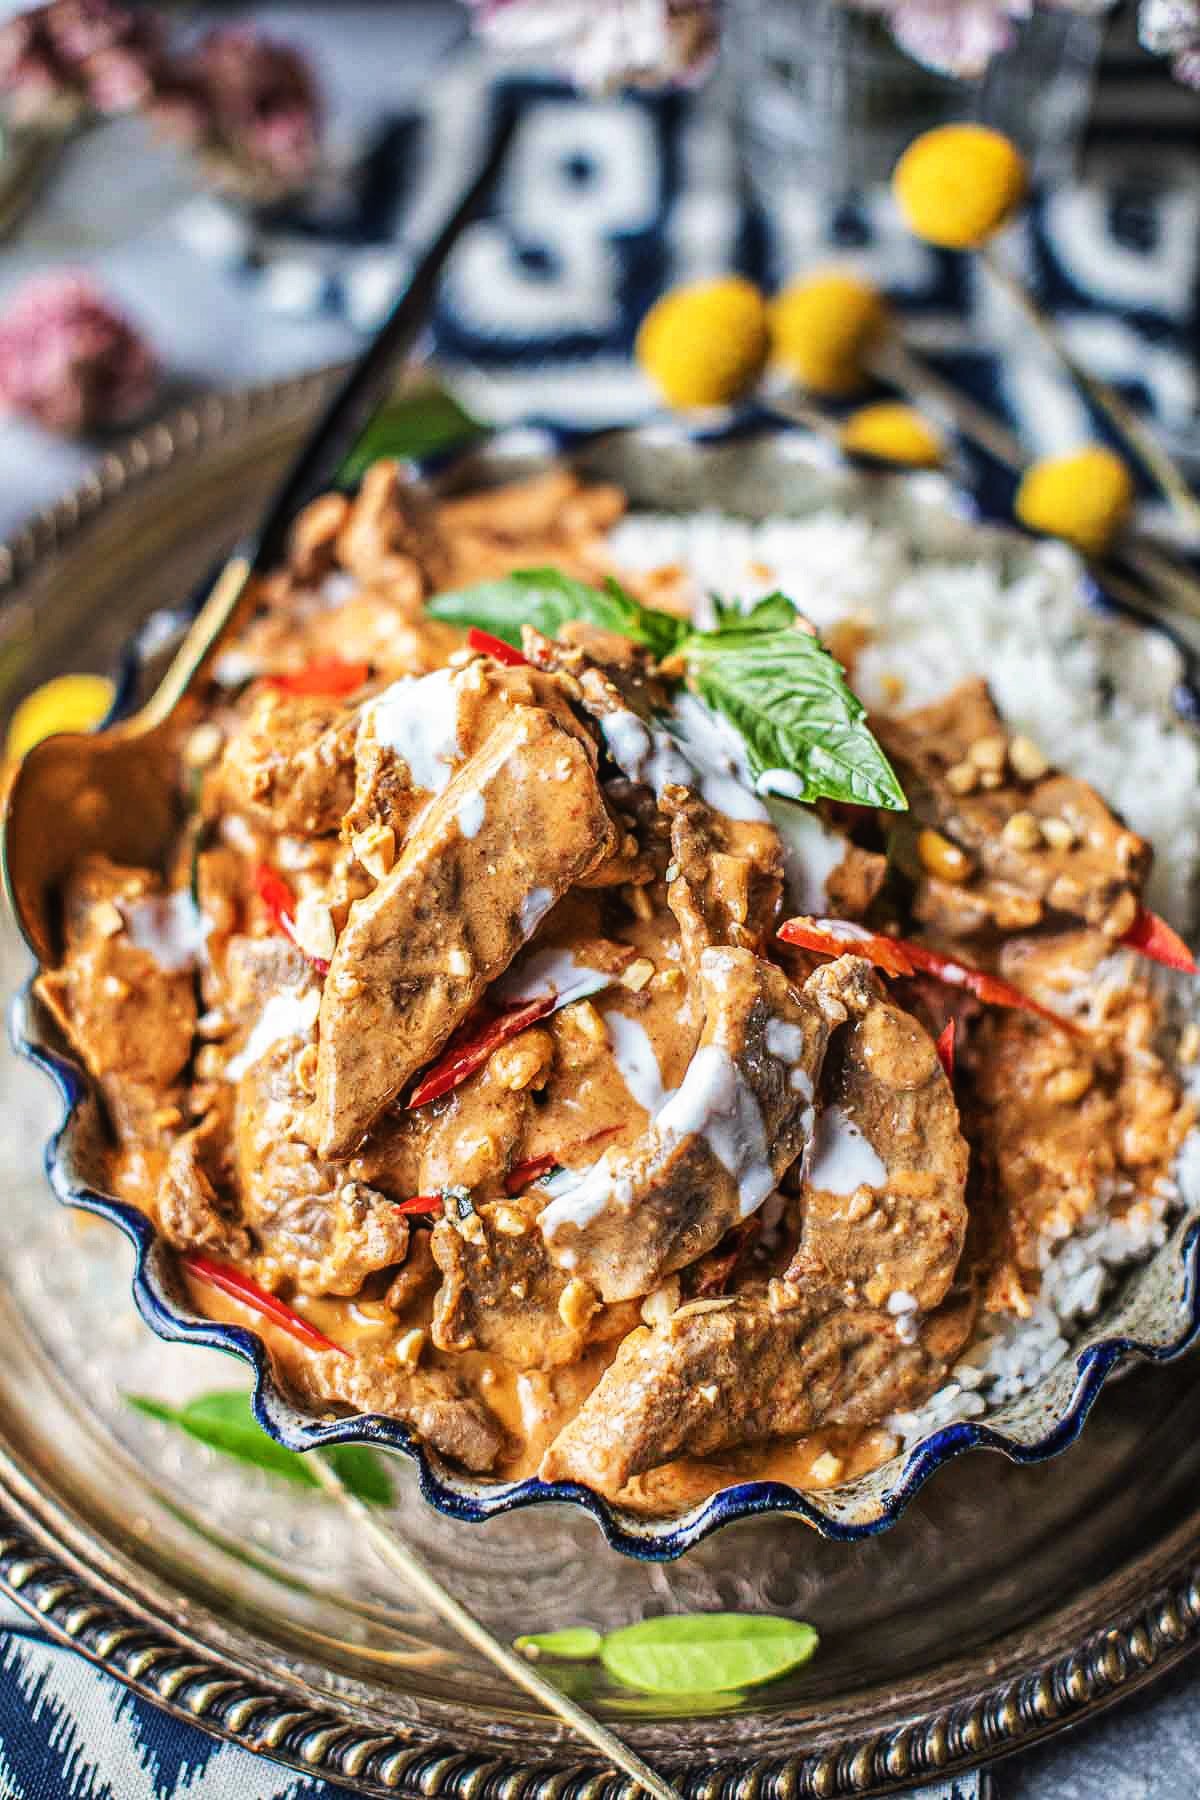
425, 568, 904, 811
338, 385, 483, 486
127, 1390, 393, 1505
427, 569, 690, 661
687, 627, 906, 811
600, 1614, 819, 1695
706, 591, 797, 638
514, 1627, 604, 1660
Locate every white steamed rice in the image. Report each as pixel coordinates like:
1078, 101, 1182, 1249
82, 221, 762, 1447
606, 498, 1200, 1450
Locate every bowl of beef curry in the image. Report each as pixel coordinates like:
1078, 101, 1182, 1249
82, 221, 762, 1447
16, 421, 1200, 1555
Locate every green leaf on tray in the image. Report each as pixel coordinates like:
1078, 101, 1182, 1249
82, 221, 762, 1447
338, 386, 484, 486
514, 1627, 605, 1661
126, 1389, 394, 1506
427, 568, 691, 661
599, 1614, 819, 1696
686, 624, 907, 811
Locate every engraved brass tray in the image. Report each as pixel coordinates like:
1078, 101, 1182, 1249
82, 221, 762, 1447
2, 370, 1200, 1795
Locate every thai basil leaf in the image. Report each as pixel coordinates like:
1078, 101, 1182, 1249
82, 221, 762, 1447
685, 628, 906, 811
338, 385, 483, 486
705, 591, 797, 638
126, 1390, 393, 1505
426, 568, 690, 660
599, 1614, 819, 1696
514, 1627, 604, 1660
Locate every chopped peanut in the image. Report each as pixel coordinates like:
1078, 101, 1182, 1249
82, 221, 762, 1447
917, 827, 973, 884
1008, 735, 1049, 782
558, 1277, 600, 1332
968, 734, 1008, 773
1002, 810, 1043, 851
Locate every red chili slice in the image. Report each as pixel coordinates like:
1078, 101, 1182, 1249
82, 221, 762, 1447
264, 657, 371, 697
407, 994, 557, 1110
467, 627, 530, 668
182, 1253, 348, 1357
502, 1124, 621, 1197
779, 916, 915, 979
779, 915, 1082, 1033
253, 862, 330, 976
503, 1153, 556, 1196
900, 942, 1082, 1034
1121, 905, 1197, 974
394, 1193, 445, 1216
935, 1019, 956, 1081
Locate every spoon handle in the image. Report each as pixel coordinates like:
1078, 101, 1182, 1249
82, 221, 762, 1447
132, 104, 518, 728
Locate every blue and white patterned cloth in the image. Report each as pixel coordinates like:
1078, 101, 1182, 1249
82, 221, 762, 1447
0, 1597, 356, 1798
214, 40, 1200, 531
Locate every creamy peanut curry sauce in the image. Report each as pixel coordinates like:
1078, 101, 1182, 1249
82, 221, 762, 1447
38, 461, 1196, 1517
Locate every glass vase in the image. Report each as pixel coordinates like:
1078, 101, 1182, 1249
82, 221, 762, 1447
725, 0, 1106, 203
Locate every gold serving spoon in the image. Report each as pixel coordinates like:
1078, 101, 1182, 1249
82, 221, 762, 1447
2, 112, 516, 968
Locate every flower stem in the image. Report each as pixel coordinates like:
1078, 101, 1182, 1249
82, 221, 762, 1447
310, 1453, 685, 1800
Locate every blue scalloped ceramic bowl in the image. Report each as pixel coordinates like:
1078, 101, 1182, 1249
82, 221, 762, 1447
11, 411, 1200, 1559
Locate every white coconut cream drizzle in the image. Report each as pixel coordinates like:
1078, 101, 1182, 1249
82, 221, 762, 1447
765, 798, 850, 915
670, 692, 770, 822
210, 648, 264, 688
225, 987, 320, 1082
600, 709, 691, 795
369, 668, 461, 794
603, 1010, 671, 1116
457, 789, 486, 839
518, 886, 555, 936
541, 1036, 776, 1243
120, 891, 208, 972
804, 1104, 887, 1195
657, 1043, 774, 1215
495, 946, 612, 1008
765, 1018, 806, 1062
600, 694, 770, 822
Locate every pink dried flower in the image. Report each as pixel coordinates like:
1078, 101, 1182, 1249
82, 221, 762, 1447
150, 26, 322, 202
0, 271, 159, 435
1139, 0, 1200, 85
845, 0, 1114, 79
467, 0, 717, 91
0, 0, 161, 125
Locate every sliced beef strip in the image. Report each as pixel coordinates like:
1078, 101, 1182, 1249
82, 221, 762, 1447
158, 1116, 251, 1261
293, 1344, 504, 1473
216, 689, 359, 838
309, 705, 616, 1157
539, 950, 870, 1303
539, 1284, 974, 1498
877, 678, 1149, 937
786, 986, 969, 1312
824, 843, 889, 921
345, 657, 594, 848
431, 1192, 622, 1369
333, 458, 451, 593
36, 855, 197, 1141
663, 786, 783, 973
221, 937, 411, 1295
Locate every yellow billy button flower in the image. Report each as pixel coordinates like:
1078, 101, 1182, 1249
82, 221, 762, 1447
892, 125, 1029, 250
1015, 447, 1136, 559
769, 269, 889, 397
5, 671, 115, 762
635, 275, 768, 408
840, 402, 944, 469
